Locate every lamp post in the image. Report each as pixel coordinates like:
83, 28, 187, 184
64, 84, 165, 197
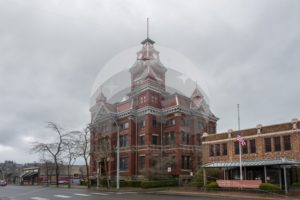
110, 115, 120, 190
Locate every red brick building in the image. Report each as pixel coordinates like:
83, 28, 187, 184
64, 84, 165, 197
89, 37, 218, 180
202, 119, 300, 190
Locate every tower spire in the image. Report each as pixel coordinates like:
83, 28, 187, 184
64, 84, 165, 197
141, 18, 155, 45
147, 17, 149, 39
146, 18, 149, 57
96, 85, 107, 103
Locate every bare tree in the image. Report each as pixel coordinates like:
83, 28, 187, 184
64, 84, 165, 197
39, 152, 56, 186
95, 135, 111, 188
63, 133, 79, 188
74, 126, 91, 188
42, 160, 56, 186
146, 154, 175, 179
31, 122, 65, 187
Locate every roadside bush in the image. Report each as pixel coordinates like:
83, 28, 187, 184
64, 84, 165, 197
191, 169, 204, 187
206, 169, 222, 182
203, 181, 219, 189
292, 182, 300, 187
128, 180, 142, 187
259, 183, 281, 191
141, 179, 178, 188
80, 180, 87, 186
110, 180, 141, 187
99, 179, 109, 187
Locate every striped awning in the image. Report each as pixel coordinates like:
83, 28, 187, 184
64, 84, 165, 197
21, 171, 38, 178
202, 158, 300, 168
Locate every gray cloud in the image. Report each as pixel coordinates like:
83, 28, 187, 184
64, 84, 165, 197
0, 0, 299, 163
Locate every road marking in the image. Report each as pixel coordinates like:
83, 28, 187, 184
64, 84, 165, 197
54, 195, 72, 198
91, 192, 109, 196
74, 193, 91, 197
31, 197, 49, 200
122, 192, 137, 194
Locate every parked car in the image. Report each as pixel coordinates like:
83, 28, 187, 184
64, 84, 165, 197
0, 180, 7, 186
58, 180, 69, 184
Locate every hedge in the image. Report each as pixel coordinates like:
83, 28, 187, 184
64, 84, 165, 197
292, 182, 300, 187
120, 180, 141, 187
141, 179, 178, 188
110, 180, 141, 187
259, 183, 281, 191
203, 181, 219, 189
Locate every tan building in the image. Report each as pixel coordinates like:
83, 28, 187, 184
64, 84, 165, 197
39, 164, 87, 184
20, 164, 86, 185
202, 118, 300, 190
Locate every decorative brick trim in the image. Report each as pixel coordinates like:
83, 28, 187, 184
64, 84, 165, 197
292, 118, 298, 129
256, 124, 263, 134
202, 129, 298, 144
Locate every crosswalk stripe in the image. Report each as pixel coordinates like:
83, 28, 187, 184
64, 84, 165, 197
31, 197, 49, 200
54, 195, 72, 198
91, 192, 109, 196
74, 193, 91, 197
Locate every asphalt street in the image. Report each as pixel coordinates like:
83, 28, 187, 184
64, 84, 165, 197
0, 185, 243, 200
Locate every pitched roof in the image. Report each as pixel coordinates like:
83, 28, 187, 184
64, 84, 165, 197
134, 65, 162, 82
141, 38, 155, 45
176, 94, 191, 108
191, 86, 203, 99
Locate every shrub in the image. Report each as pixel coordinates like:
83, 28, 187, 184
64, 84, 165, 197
191, 169, 204, 187
203, 181, 219, 189
129, 180, 142, 187
141, 179, 178, 188
292, 182, 300, 187
110, 180, 141, 187
80, 180, 87, 186
259, 183, 281, 191
206, 169, 222, 182
120, 180, 141, 187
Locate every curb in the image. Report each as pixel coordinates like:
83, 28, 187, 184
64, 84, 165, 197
148, 190, 300, 200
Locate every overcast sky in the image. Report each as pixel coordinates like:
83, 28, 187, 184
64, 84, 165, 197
0, 0, 299, 163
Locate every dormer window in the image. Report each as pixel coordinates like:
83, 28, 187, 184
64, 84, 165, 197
151, 95, 158, 104
139, 95, 147, 104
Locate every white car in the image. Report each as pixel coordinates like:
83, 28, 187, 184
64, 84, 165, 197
58, 180, 69, 184
0, 180, 7, 186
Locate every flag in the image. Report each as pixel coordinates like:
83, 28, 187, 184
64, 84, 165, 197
237, 134, 246, 146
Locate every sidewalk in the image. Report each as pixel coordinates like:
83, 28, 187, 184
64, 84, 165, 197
89, 186, 300, 200
153, 188, 300, 200
59, 185, 300, 200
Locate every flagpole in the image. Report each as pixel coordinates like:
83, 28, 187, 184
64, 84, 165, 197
238, 104, 243, 181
